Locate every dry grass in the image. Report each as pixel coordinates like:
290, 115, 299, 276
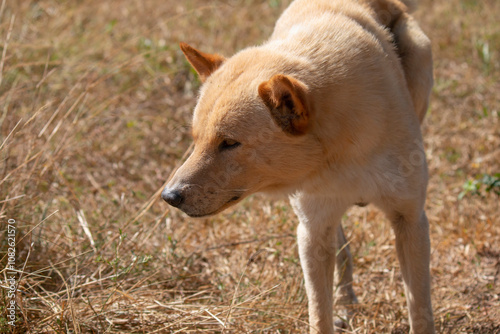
0, 0, 498, 333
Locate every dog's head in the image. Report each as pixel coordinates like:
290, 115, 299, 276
162, 43, 321, 217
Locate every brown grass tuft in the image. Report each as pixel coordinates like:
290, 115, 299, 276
0, 0, 498, 333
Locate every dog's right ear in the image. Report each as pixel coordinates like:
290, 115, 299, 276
180, 42, 225, 82
258, 74, 310, 136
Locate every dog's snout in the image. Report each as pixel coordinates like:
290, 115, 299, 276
161, 188, 184, 208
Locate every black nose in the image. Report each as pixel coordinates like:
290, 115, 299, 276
161, 188, 184, 208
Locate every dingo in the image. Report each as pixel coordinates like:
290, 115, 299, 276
162, 0, 434, 333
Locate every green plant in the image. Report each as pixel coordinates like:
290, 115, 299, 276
459, 173, 500, 199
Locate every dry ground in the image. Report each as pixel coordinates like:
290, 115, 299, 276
0, 0, 499, 333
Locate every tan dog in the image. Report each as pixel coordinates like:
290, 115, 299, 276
162, 0, 434, 333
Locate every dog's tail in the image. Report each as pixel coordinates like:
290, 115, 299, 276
369, 0, 433, 123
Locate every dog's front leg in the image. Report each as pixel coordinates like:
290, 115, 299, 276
334, 224, 358, 329
292, 195, 346, 334
297, 221, 336, 334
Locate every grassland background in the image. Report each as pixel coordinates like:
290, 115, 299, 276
0, 0, 499, 333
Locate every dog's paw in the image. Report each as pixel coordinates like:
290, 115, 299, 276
333, 295, 358, 332
334, 315, 349, 332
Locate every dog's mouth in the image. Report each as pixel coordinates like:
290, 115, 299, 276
228, 195, 241, 203
184, 194, 243, 218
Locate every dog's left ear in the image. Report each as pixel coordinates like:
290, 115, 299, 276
258, 74, 310, 136
180, 42, 225, 82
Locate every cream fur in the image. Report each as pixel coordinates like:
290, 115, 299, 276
163, 0, 434, 333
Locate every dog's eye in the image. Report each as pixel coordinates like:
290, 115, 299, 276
219, 139, 241, 151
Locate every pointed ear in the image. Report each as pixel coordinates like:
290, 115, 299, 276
258, 74, 310, 135
179, 42, 225, 82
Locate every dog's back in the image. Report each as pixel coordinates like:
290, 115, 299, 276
269, 0, 433, 123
